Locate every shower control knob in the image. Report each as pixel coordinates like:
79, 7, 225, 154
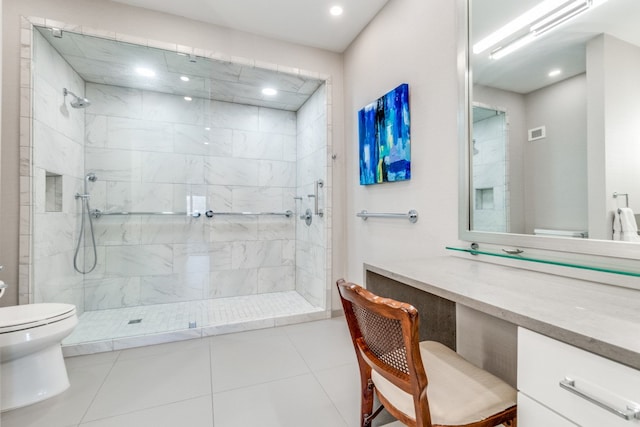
205, 210, 214, 218
191, 211, 201, 218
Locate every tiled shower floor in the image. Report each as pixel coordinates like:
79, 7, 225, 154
62, 291, 326, 356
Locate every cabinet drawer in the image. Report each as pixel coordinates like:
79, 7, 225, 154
518, 392, 577, 427
518, 328, 640, 427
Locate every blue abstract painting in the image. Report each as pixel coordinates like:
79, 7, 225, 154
358, 83, 411, 185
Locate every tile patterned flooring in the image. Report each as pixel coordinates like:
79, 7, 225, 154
1, 317, 401, 427
63, 291, 326, 356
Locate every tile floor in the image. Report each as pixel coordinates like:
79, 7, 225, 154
1, 317, 400, 427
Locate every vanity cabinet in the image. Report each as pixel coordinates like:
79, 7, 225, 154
364, 257, 640, 426
518, 328, 640, 426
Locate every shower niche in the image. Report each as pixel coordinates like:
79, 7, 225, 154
44, 172, 63, 213
21, 19, 332, 353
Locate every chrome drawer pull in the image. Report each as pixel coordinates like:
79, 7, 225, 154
559, 378, 640, 420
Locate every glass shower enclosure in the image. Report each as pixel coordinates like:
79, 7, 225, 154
21, 19, 332, 354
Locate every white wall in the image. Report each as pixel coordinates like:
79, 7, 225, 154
1, 0, 344, 307
343, 0, 517, 379
343, 0, 459, 286
524, 74, 588, 234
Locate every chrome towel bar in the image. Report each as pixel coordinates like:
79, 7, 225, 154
356, 209, 418, 224
613, 192, 629, 208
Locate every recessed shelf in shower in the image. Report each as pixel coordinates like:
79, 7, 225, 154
45, 171, 63, 212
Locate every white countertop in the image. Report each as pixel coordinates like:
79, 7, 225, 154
365, 256, 640, 370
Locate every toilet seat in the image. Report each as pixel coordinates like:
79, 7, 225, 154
0, 304, 76, 334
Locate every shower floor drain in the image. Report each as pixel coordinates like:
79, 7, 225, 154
128, 319, 142, 324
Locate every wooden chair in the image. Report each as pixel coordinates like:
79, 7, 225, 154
337, 279, 517, 427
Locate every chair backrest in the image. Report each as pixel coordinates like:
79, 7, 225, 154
337, 279, 432, 426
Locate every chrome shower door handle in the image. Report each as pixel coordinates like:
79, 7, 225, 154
312, 179, 324, 217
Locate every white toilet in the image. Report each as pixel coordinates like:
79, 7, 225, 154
0, 303, 78, 412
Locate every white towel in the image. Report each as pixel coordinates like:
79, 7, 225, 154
613, 208, 640, 242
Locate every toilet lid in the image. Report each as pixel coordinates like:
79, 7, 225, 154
0, 303, 76, 333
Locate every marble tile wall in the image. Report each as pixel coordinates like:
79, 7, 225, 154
295, 84, 328, 308
82, 83, 299, 309
32, 30, 86, 314
472, 114, 509, 232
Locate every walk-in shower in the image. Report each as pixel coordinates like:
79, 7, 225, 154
23, 23, 331, 354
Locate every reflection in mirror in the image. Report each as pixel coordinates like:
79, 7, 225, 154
469, 0, 640, 243
471, 105, 507, 232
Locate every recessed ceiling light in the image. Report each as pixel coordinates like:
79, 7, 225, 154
184, 96, 193, 101
548, 69, 562, 77
180, 76, 190, 82
135, 67, 156, 77
205, 127, 211, 131
330, 5, 343, 16
262, 88, 278, 96
204, 141, 210, 145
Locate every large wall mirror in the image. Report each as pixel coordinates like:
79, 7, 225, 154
459, 0, 640, 262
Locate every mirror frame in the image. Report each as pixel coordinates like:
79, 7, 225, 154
457, 0, 640, 262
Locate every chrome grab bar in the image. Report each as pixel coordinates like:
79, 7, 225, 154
315, 179, 324, 217
204, 210, 293, 218
93, 210, 293, 219
559, 378, 640, 420
92, 210, 200, 218
357, 210, 418, 224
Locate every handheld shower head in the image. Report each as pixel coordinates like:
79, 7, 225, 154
63, 88, 91, 109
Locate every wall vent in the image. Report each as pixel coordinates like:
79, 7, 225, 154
528, 126, 546, 141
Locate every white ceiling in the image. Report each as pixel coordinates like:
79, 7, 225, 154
110, 0, 389, 53
472, 0, 640, 94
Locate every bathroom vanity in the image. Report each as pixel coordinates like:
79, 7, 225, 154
364, 256, 640, 426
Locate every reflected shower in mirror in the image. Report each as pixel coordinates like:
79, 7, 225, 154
468, 0, 640, 242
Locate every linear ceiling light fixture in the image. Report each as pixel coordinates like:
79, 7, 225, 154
490, 34, 536, 60
530, 0, 589, 35
487, 0, 608, 60
473, 0, 573, 55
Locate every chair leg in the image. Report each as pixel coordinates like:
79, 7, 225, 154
360, 379, 375, 427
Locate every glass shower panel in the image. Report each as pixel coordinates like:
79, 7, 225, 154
29, 24, 329, 347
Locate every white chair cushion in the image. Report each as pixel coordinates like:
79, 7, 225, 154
371, 341, 516, 425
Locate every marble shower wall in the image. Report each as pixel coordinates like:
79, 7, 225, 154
472, 113, 508, 232
295, 84, 328, 308
82, 82, 299, 310
32, 30, 86, 314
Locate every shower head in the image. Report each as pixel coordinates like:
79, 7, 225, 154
63, 88, 91, 109
86, 172, 98, 182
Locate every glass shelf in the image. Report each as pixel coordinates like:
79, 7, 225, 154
445, 246, 640, 278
